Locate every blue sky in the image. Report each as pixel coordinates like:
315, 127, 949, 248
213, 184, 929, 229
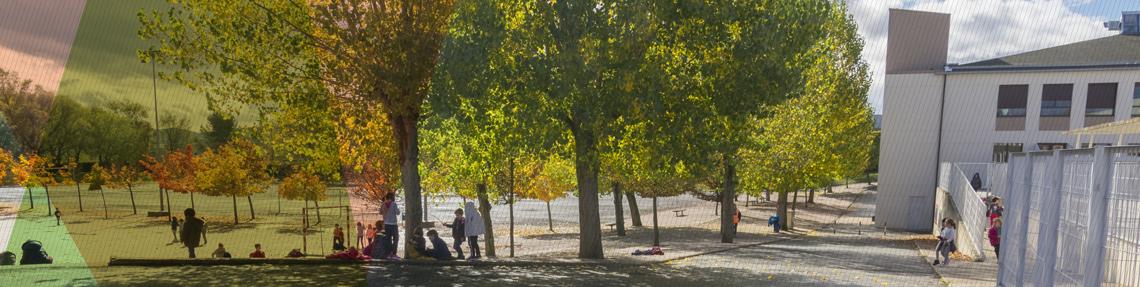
847, 0, 1140, 114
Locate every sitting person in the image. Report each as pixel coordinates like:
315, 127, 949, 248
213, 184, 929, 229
325, 246, 368, 261
0, 251, 16, 265
19, 240, 53, 265
411, 229, 431, 258
427, 230, 453, 260
211, 243, 230, 259
286, 248, 305, 258
249, 243, 266, 258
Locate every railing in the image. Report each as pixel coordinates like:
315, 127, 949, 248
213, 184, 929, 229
939, 162, 996, 261
997, 146, 1140, 287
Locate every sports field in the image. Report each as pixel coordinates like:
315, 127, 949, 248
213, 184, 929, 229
0, 184, 355, 285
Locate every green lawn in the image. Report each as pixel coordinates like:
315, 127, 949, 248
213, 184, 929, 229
4, 182, 357, 285
2, 187, 96, 287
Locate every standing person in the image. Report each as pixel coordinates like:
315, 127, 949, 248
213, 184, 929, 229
442, 208, 466, 259
54, 209, 61, 226
988, 198, 1003, 224
170, 216, 180, 242
180, 208, 207, 258
463, 202, 485, 260
356, 221, 365, 248
988, 218, 1002, 259
379, 193, 400, 259
332, 224, 346, 251
934, 219, 957, 266
366, 224, 376, 245
732, 208, 742, 236
249, 243, 266, 258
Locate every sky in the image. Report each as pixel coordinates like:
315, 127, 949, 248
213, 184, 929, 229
846, 0, 1140, 115
1, 1, 1139, 113
0, 0, 86, 92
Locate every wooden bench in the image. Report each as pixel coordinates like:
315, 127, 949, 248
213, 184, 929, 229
146, 211, 170, 217
605, 223, 616, 231
672, 209, 686, 217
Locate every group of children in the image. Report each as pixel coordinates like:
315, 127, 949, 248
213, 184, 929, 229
347, 199, 487, 261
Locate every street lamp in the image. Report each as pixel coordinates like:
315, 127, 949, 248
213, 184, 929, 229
147, 48, 171, 213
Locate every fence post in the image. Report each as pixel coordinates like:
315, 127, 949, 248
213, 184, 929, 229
995, 157, 1017, 283
1013, 154, 1036, 286
1082, 147, 1113, 287
1034, 150, 1065, 286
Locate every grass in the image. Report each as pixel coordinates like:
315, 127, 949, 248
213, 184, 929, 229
15, 182, 355, 270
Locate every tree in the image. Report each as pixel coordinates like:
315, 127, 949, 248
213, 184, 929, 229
195, 139, 270, 224
516, 154, 575, 233
0, 148, 12, 183
161, 114, 196, 153
107, 164, 145, 215
739, 2, 874, 231
202, 111, 235, 149
141, 1, 455, 257
279, 171, 328, 223
12, 154, 56, 213
60, 161, 84, 212
143, 145, 197, 210
0, 68, 53, 153
86, 164, 111, 219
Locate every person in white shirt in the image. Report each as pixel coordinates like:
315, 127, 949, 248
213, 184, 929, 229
935, 219, 957, 266
379, 192, 400, 259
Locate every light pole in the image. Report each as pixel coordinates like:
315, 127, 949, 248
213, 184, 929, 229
148, 48, 169, 212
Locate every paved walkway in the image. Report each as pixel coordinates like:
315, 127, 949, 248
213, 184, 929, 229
0, 187, 96, 286
915, 231, 1000, 286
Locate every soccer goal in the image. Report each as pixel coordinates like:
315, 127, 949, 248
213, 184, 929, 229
300, 205, 352, 255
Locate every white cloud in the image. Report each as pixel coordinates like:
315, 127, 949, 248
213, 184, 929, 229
846, 0, 1116, 114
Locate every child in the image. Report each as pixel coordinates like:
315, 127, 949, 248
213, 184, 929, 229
250, 243, 266, 258
356, 221, 365, 248
442, 208, 466, 259
54, 209, 61, 226
767, 214, 781, 233
463, 202, 485, 260
170, 216, 180, 242
379, 193, 400, 258
366, 224, 376, 245
286, 248, 305, 258
988, 218, 1002, 259
427, 230, 453, 260
411, 229, 430, 258
212, 243, 230, 259
934, 219, 957, 266
333, 224, 346, 251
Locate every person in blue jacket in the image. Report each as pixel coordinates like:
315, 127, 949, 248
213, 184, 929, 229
767, 214, 781, 233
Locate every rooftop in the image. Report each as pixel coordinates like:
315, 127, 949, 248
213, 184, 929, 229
952, 34, 1140, 72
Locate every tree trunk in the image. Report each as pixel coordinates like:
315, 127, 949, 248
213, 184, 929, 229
392, 115, 424, 259
127, 184, 137, 215
546, 200, 554, 232
777, 191, 788, 231
720, 154, 737, 243
232, 194, 239, 224
791, 190, 799, 230
476, 183, 495, 257
765, 190, 771, 202
45, 186, 53, 215
652, 196, 659, 246
158, 187, 164, 211
571, 125, 604, 259
76, 179, 84, 212
247, 195, 255, 220
509, 159, 516, 258
613, 182, 625, 236
315, 200, 322, 224
165, 189, 172, 218
715, 200, 719, 216
27, 186, 34, 209
808, 189, 816, 204
626, 191, 643, 227
190, 192, 196, 209
277, 191, 281, 215
100, 189, 108, 219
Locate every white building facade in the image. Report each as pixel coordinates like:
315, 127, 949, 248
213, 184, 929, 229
877, 9, 1140, 231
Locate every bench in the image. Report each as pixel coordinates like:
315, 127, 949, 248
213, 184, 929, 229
147, 211, 170, 217
605, 223, 616, 231
672, 209, 686, 217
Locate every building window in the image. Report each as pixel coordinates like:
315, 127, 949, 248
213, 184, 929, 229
993, 143, 1023, 163
1041, 84, 1072, 117
997, 85, 1028, 117
1132, 83, 1139, 118
1086, 83, 1118, 117
1037, 143, 1067, 151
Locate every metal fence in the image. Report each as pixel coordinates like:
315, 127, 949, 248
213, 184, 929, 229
997, 146, 1140, 287
939, 163, 994, 261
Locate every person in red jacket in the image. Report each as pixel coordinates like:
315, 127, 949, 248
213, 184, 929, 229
249, 243, 266, 258
988, 218, 1002, 259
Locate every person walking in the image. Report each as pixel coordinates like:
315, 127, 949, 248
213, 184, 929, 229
356, 221, 365, 248
54, 209, 61, 226
732, 208, 742, 236
463, 202, 485, 260
379, 193, 400, 259
170, 216, 180, 242
934, 219, 957, 266
180, 208, 207, 258
988, 218, 1002, 259
442, 208, 466, 259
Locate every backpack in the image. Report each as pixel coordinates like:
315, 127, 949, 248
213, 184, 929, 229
19, 240, 52, 265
